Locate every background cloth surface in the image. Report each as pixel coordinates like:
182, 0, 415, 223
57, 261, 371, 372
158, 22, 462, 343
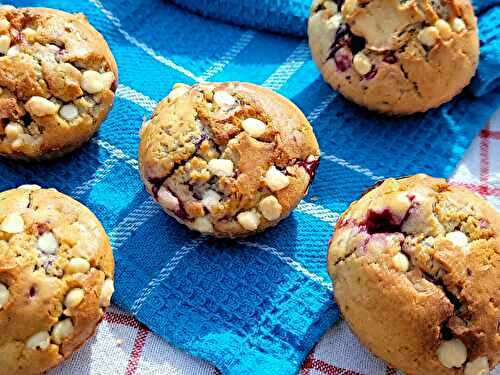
2, 0, 500, 374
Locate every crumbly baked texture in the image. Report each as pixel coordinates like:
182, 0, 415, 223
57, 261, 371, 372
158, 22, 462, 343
0, 6, 118, 160
139, 82, 321, 237
0, 185, 114, 375
308, 0, 479, 114
328, 174, 499, 375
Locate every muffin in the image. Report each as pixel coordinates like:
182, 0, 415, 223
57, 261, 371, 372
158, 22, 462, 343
0, 185, 115, 375
0, 6, 118, 160
327, 174, 499, 375
308, 0, 479, 114
139, 82, 321, 237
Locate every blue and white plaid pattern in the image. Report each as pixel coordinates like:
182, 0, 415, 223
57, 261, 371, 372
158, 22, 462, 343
2, 1, 500, 374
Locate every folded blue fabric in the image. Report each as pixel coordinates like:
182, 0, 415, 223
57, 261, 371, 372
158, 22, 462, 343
2, 0, 500, 374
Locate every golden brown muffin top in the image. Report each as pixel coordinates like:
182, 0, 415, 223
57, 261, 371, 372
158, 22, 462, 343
0, 185, 114, 375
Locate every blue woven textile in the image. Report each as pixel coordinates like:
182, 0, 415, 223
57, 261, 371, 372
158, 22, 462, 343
2, 0, 500, 374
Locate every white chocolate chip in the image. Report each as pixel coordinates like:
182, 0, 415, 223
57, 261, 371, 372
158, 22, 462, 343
0, 283, 9, 309
437, 339, 468, 368
51, 319, 74, 345
59, 104, 79, 121
0, 34, 10, 54
0, 19, 10, 33
21, 28, 37, 42
157, 186, 180, 212
18, 184, 41, 190
208, 159, 234, 177
0, 5, 15, 11
81, 70, 105, 94
0, 213, 24, 233
66, 257, 90, 274
26, 331, 50, 350
241, 118, 267, 138
64, 288, 85, 308
392, 253, 410, 272
264, 166, 290, 191
353, 52, 372, 75
323, 1, 338, 13
11, 138, 23, 149
99, 279, 114, 307
464, 356, 490, 375
258, 196, 283, 221
168, 85, 189, 101
37, 232, 59, 254
192, 216, 214, 233
435, 19, 452, 39
326, 14, 342, 31
452, 18, 466, 33
213, 91, 236, 108
100, 71, 115, 90
418, 26, 440, 47
201, 190, 221, 211
4, 122, 23, 140
6, 44, 19, 56
237, 210, 261, 231
25, 96, 59, 117
445, 231, 469, 253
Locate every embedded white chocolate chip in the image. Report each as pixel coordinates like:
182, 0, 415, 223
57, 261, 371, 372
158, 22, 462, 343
237, 210, 261, 231
66, 257, 90, 274
37, 232, 59, 254
99, 279, 114, 307
21, 28, 37, 42
6, 44, 19, 56
213, 90, 236, 107
157, 186, 180, 211
0, 34, 10, 54
4, 122, 23, 140
192, 216, 214, 233
464, 356, 490, 375
353, 52, 372, 75
0, 213, 24, 233
418, 26, 440, 47
323, 1, 338, 13
258, 196, 283, 221
0, 19, 10, 33
264, 166, 290, 191
18, 184, 41, 190
26, 331, 50, 350
326, 14, 342, 30
452, 18, 466, 33
436, 339, 468, 368
51, 319, 74, 345
241, 118, 266, 138
64, 288, 85, 308
392, 253, 410, 272
435, 19, 452, 39
25, 96, 59, 117
59, 104, 79, 121
208, 159, 234, 177
168, 85, 189, 101
445, 231, 469, 253
81, 70, 105, 94
0, 283, 9, 309
101, 71, 115, 90
201, 190, 221, 211
0, 5, 15, 11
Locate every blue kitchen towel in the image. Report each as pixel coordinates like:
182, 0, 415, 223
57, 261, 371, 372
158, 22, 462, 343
2, 0, 500, 374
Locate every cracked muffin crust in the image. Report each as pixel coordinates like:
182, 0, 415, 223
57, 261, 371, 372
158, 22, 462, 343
327, 174, 499, 375
0, 185, 114, 375
139, 82, 320, 237
308, 0, 479, 114
0, 6, 118, 160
